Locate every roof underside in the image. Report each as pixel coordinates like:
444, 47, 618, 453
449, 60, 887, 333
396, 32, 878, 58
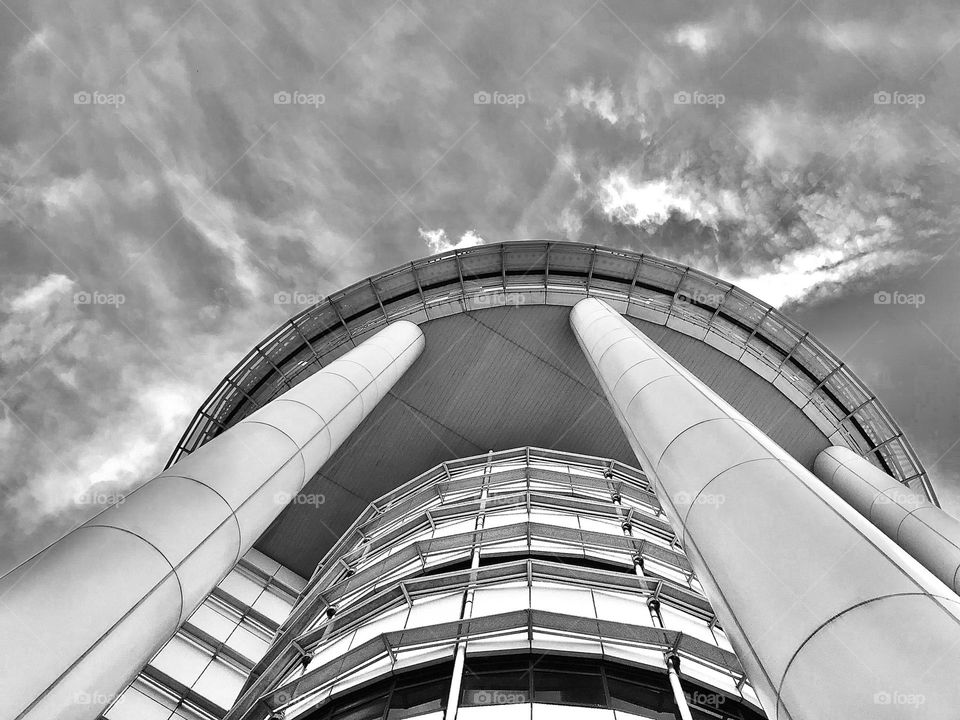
258, 305, 832, 577
168, 241, 934, 579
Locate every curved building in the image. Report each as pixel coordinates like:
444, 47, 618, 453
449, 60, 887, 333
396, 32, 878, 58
2, 241, 958, 720
233, 447, 769, 720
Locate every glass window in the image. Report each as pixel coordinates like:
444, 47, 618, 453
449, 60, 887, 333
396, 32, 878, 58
530, 582, 594, 616
606, 667, 679, 720
104, 685, 174, 720
331, 696, 388, 720
193, 657, 246, 709
243, 547, 281, 577
149, 635, 211, 686
531, 661, 605, 707
301, 657, 762, 720
253, 587, 296, 624
219, 568, 264, 606
578, 516, 623, 535
659, 605, 716, 645
461, 658, 531, 706
593, 589, 654, 626
406, 591, 463, 628
275, 564, 308, 593
188, 602, 238, 642
227, 623, 272, 663
472, 582, 529, 618
387, 674, 449, 719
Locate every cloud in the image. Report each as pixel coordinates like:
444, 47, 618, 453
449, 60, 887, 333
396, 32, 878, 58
566, 81, 625, 124
6, 273, 73, 313
799, 8, 960, 73
3, 0, 960, 572
670, 24, 717, 56
418, 227, 486, 254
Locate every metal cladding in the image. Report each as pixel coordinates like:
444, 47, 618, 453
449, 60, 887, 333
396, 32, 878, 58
815, 445, 960, 596
0, 321, 424, 720
570, 297, 960, 720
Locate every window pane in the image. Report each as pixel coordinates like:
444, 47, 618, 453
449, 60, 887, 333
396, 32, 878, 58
461, 671, 530, 706
387, 677, 448, 718
219, 569, 264, 605
531, 667, 604, 707
149, 635, 211, 686
461, 658, 530, 706
193, 657, 245, 710
607, 672, 678, 720
104, 686, 174, 720
331, 696, 388, 720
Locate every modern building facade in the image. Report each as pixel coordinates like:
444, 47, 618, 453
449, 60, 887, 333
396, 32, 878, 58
227, 447, 768, 720
103, 548, 306, 719
2, 241, 959, 720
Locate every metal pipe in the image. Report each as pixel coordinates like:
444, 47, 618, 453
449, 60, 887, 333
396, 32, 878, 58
615, 485, 695, 720
666, 654, 695, 720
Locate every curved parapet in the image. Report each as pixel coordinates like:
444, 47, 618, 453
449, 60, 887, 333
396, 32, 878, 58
166, 241, 934, 504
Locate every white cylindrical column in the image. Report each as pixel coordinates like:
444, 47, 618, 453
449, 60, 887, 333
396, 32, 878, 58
571, 297, 960, 720
814, 446, 960, 596
0, 321, 424, 720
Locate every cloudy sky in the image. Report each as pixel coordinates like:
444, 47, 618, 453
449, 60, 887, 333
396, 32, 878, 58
1, 0, 959, 573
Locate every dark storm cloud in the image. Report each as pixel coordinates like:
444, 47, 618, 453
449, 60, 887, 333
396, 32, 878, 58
2, 0, 960, 572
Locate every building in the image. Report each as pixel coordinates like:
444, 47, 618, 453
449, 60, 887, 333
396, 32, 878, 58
3, 241, 960, 720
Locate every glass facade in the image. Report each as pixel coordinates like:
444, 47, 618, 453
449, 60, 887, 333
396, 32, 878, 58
102, 548, 306, 720
225, 448, 767, 720
288, 655, 768, 720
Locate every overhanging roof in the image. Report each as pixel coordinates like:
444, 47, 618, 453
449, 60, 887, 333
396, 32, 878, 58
169, 242, 934, 577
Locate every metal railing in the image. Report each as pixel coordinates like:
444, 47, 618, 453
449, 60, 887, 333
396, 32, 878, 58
166, 241, 934, 503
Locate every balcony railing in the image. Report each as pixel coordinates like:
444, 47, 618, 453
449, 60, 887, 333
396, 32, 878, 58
167, 241, 934, 503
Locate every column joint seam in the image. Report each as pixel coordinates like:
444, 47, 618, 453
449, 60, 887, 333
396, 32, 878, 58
775, 592, 960, 713
152, 473, 244, 567
654, 416, 738, 468
79, 524, 186, 624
